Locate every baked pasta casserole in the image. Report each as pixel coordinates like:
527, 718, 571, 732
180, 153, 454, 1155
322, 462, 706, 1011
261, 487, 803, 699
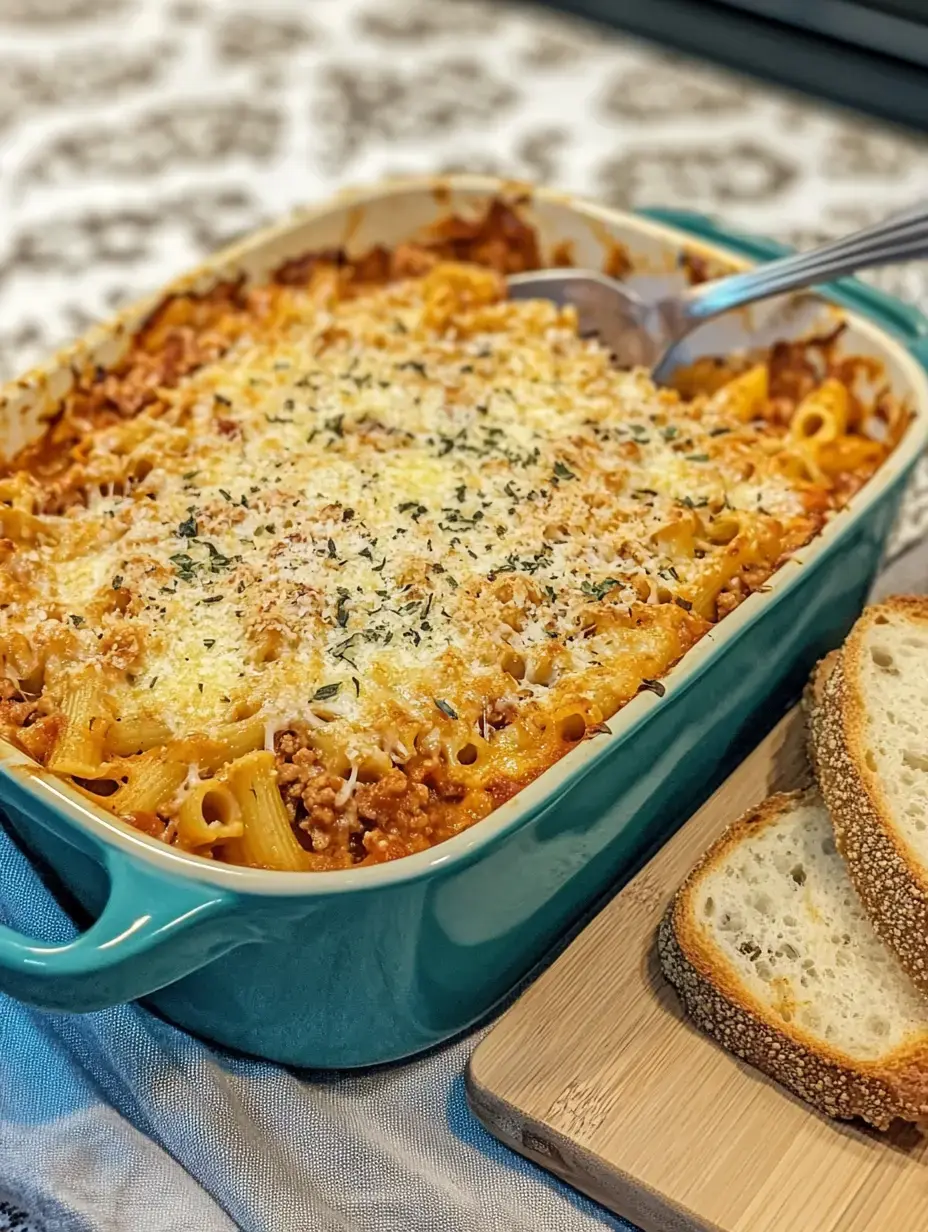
0, 202, 908, 871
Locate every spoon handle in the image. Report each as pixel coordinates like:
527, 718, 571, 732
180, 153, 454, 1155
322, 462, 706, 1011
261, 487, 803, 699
677, 203, 928, 327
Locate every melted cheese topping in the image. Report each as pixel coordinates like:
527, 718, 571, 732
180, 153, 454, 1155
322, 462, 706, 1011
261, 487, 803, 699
0, 256, 892, 867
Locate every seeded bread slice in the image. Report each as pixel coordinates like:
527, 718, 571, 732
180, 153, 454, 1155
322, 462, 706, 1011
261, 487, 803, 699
658, 789, 928, 1128
808, 597, 928, 996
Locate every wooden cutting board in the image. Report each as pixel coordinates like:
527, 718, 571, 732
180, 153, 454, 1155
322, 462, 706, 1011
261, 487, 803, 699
466, 707, 928, 1232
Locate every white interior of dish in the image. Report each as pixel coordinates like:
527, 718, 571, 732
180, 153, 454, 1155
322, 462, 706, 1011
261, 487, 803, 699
1, 174, 926, 897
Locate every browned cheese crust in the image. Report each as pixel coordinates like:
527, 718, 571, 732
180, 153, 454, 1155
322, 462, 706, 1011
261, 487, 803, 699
657, 790, 928, 1128
809, 597, 928, 996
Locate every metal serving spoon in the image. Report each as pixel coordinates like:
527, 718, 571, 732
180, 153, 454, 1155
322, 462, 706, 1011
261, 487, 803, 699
507, 204, 928, 381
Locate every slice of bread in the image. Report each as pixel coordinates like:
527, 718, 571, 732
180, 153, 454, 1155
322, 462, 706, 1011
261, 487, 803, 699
658, 789, 928, 1128
808, 597, 928, 995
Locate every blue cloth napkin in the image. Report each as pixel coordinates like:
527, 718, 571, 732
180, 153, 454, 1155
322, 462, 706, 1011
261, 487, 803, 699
0, 822, 633, 1232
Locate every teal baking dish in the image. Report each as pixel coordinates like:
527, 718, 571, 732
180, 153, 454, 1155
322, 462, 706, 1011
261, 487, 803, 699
0, 177, 926, 1068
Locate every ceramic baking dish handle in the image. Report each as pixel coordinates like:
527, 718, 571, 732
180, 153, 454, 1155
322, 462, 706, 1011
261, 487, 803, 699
641, 207, 928, 370
0, 848, 243, 1012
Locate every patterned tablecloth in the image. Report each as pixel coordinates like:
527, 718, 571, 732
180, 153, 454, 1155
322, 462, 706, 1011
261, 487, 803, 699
2, 2, 928, 1230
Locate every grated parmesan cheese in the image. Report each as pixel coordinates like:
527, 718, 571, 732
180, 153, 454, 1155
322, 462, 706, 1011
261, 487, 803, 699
0, 265, 863, 779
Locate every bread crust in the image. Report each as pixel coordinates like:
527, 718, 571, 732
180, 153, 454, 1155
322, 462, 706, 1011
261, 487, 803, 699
809, 597, 928, 997
804, 649, 840, 784
658, 789, 928, 1129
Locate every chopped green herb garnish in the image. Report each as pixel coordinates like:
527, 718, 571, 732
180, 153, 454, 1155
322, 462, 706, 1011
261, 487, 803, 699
581, 578, 621, 601
433, 698, 458, 720
203, 542, 231, 571
312, 683, 341, 702
170, 553, 197, 582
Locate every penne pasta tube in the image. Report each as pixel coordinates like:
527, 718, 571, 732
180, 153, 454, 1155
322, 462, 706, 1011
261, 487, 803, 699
47, 675, 111, 778
715, 363, 768, 422
791, 378, 850, 444
106, 752, 189, 815
222, 750, 313, 872
106, 713, 174, 757
176, 778, 243, 850
195, 717, 266, 773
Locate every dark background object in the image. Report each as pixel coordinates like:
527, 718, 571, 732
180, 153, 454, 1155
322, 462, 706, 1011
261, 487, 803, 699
534, 0, 928, 130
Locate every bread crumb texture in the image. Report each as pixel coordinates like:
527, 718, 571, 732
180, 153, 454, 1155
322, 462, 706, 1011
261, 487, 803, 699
660, 789, 928, 1127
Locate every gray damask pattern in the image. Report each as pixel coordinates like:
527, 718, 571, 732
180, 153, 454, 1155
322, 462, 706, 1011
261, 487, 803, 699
600, 57, 751, 120
315, 58, 519, 170
1, 188, 262, 284
214, 11, 318, 63
597, 140, 798, 210
0, 0, 127, 21
0, 44, 169, 131
23, 99, 283, 185
358, 0, 502, 40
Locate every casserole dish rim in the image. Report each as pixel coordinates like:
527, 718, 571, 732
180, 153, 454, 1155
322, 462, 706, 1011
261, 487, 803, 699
1, 173, 926, 898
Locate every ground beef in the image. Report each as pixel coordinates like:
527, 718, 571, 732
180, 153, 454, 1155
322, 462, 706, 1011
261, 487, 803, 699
355, 767, 430, 830
274, 730, 363, 859
273, 723, 474, 864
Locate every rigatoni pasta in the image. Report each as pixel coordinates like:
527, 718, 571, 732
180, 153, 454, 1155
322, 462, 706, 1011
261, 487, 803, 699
46, 675, 110, 779
0, 201, 909, 871
223, 752, 313, 872
175, 777, 243, 851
